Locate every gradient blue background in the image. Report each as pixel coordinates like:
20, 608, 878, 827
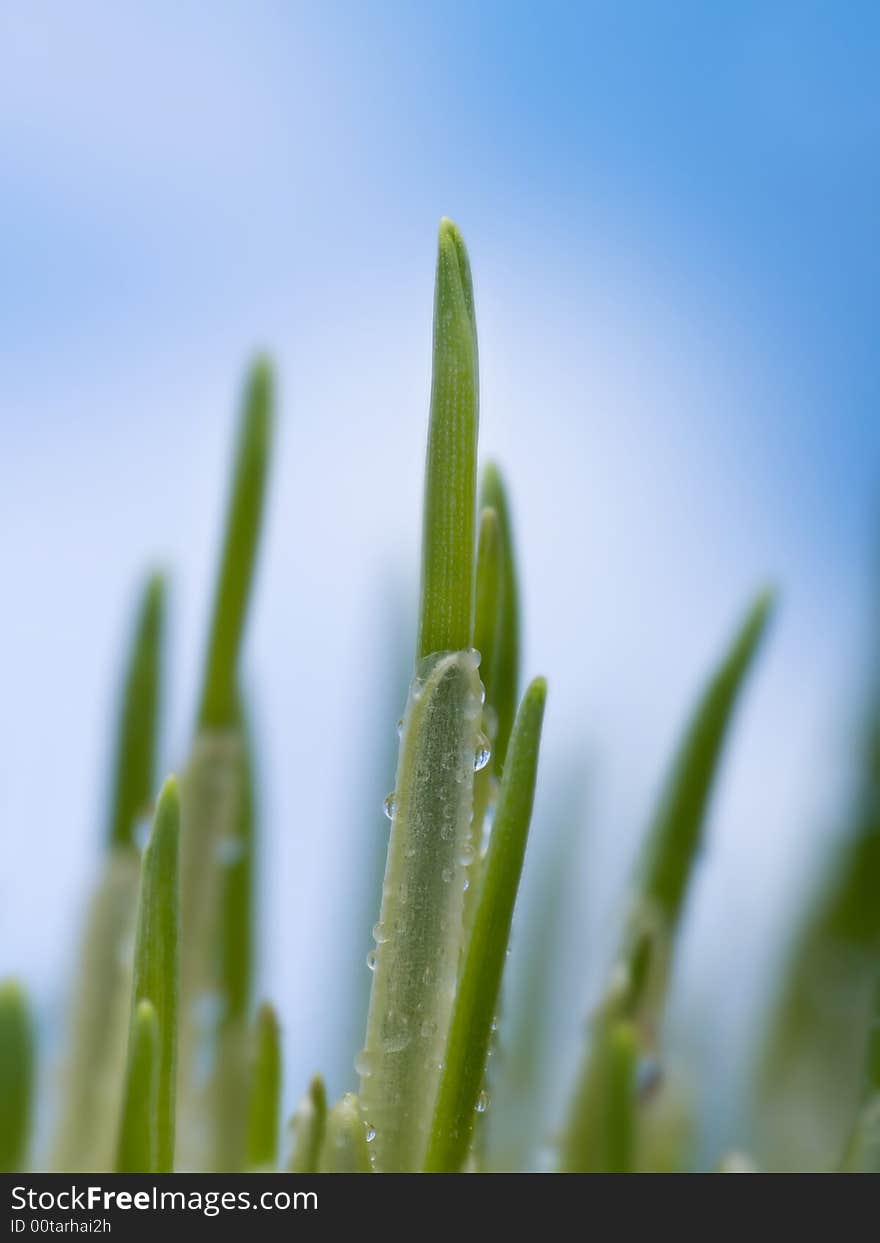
2, 2, 879, 1159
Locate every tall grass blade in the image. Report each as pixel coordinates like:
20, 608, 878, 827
52, 573, 165, 1172
425, 677, 547, 1172
0, 982, 34, 1173
358, 650, 483, 1171
561, 590, 774, 1170
417, 219, 479, 659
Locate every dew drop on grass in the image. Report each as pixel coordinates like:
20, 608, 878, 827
476, 1091, 489, 1113
365, 1125, 376, 1143
366, 949, 377, 972
458, 841, 475, 867
354, 1049, 375, 1079
372, 921, 389, 944
383, 792, 397, 820
396, 718, 404, 736
474, 734, 492, 771
441, 866, 452, 884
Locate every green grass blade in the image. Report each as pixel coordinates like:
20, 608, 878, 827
639, 590, 775, 930
597, 1022, 638, 1174
108, 572, 165, 848
130, 776, 180, 1171
417, 218, 479, 658
246, 1003, 282, 1170
561, 590, 773, 1171
480, 464, 520, 772
358, 650, 483, 1171
474, 507, 503, 702
288, 1075, 327, 1174
52, 574, 166, 1170
425, 677, 547, 1172
0, 982, 34, 1173
116, 1000, 159, 1173
197, 357, 274, 729
840, 981, 880, 1172
319, 1094, 373, 1173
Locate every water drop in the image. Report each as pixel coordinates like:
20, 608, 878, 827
474, 733, 492, 772
366, 949, 377, 972
354, 1049, 375, 1078
396, 717, 404, 736
476, 1091, 489, 1113
372, 921, 389, 944
441, 866, 452, 884
215, 836, 245, 866
383, 792, 397, 820
462, 878, 470, 891
365, 1124, 376, 1143
458, 841, 476, 867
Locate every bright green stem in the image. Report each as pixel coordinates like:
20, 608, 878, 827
0, 982, 34, 1173
359, 650, 483, 1171
288, 1075, 327, 1174
425, 678, 547, 1172
130, 777, 180, 1171
319, 1095, 372, 1173
108, 573, 165, 848
246, 1003, 282, 1170
197, 357, 274, 729
417, 219, 479, 659
116, 1000, 159, 1173
480, 464, 520, 772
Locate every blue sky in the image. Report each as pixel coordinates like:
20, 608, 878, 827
2, 2, 879, 1157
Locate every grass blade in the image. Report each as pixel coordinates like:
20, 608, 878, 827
108, 573, 165, 848
417, 219, 479, 658
596, 1021, 638, 1174
425, 677, 547, 1172
196, 357, 274, 729
116, 1000, 159, 1173
840, 981, 880, 1172
480, 464, 520, 772
319, 1094, 372, 1173
288, 1075, 327, 1174
561, 590, 774, 1170
52, 573, 165, 1172
0, 982, 34, 1173
358, 650, 483, 1171
246, 1003, 282, 1171
129, 776, 180, 1171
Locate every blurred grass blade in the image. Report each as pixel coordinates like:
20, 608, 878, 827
52, 573, 165, 1172
417, 218, 479, 658
0, 982, 34, 1173
108, 573, 165, 848
129, 776, 180, 1171
197, 357, 274, 729
758, 614, 880, 1169
358, 650, 483, 1171
839, 981, 880, 1172
246, 1003, 281, 1171
319, 1094, 372, 1173
622, 589, 775, 1030
179, 359, 273, 1170
209, 698, 257, 1172
425, 677, 547, 1172
561, 590, 773, 1171
288, 1075, 327, 1174
480, 464, 520, 772
116, 1000, 159, 1173
597, 1022, 638, 1173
